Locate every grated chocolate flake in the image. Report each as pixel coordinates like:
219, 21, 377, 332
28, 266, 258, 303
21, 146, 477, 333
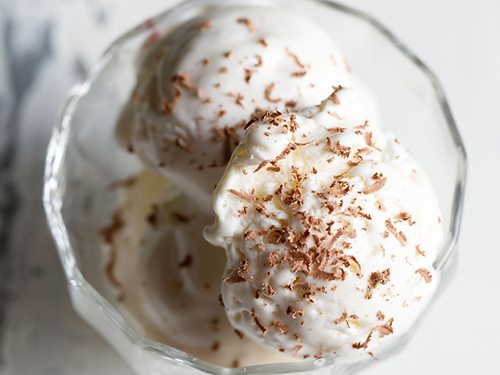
228, 188, 256, 202
292, 71, 307, 78
264, 83, 281, 103
244, 68, 253, 83
385, 219, 407, 246
171, 71, 197, 91
415, 268, 432, 283
223, 254, 249, 283
218, 293, 225, 308
232, 329, 244, 340
178, 254, 193, 268
237, 17, 255, 32
362, 176, 387, 194
415, 245, 426, 257
377, 317, 394, 337
194, 20, 213, 30
286, 306, 304, 319
100, 211, 124, 245
162, 86, 181, 114
286, 49, 306, 68
271, 320, 289, 335
376, 310, 385, 321
292, 345, 303, 356
334, 309, 348, 325
365, 269, 391, 299
268, 251, 283, 267
325, 137, 350, 158
352, 330, 373, 350
251, 308, 267, 333
330, 85, 344, 105
211, 341, 220, 351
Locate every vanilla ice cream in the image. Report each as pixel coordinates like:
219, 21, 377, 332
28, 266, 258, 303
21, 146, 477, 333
116, 4, 374, 211
103, 169, 293, 367
204, 89, 443, 361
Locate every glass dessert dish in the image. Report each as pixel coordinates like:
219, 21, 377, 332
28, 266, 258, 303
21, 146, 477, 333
43, 0, 467, 374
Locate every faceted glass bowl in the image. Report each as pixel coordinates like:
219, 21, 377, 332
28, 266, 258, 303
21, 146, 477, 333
43, 0, 466, 374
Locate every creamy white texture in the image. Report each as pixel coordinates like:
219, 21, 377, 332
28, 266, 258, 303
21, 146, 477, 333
204, 90, 443, 361
116, 5, 369, 211
106, 169, 293, 367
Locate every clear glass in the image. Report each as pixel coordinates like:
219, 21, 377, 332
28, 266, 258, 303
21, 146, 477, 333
43, 0, 467, 374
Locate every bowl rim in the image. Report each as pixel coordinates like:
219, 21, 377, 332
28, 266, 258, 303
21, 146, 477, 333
43, 0, 467, 373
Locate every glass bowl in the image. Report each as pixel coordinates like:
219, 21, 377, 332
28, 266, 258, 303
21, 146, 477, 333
43, 0, 467, 374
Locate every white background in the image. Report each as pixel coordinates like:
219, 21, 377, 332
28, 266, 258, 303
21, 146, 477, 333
0, 0, 498, 374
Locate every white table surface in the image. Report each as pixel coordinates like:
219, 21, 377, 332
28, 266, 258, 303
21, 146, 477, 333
0, 0, 498, 374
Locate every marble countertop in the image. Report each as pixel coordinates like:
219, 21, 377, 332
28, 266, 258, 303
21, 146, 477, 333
1, 0, 499, 374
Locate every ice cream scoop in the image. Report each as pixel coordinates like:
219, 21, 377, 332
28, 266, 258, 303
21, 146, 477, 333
116, 4, 365, 212
204, 89, 443, 361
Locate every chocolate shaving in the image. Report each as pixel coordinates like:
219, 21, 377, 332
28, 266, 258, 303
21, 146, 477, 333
376, 311, 385, 321
178, 254, 192, 268
325, 138, 350, 158
218, 294, 225, 308
327, 178, 350, 197
251, 308, 267, 333
364, 132, 373, 146
268, 251, 283, 267
264, 83, 281, 103
244, 68, 253, 83
262, 275, 275, 296
365, 269, 391, 299
237, 17, 255, 32
255, 54, 263, 67
233, 92, 244, 107
223, 254, 248, 283
312, 267, 345, 281
286, 306, 304, 319
330, 85, 344, 105
211, 341, 220, 351
377, 317, 394, 337
292, 71, 307, 77
334, 309, 348, 325
292, 345, 303, 356
415, 268, 432, 283
171, 71, 196, 91
100, 211, 124, 244
228, 188, 256, 202
105, 245, 122, 289
415, 245, 426, 257
362, 176, 387, 194
352, 330, 373, 350
234, 329, 244, 339
400, 211, 416, 225
162, 86, 181, 114
286, 49, 306, 68
254, 142, 296, 172
194, 20, 213, 30
271, 320, 289, 335
385, 219, 407, 246
258, 38, 268, 47
243, 229, 261, 240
